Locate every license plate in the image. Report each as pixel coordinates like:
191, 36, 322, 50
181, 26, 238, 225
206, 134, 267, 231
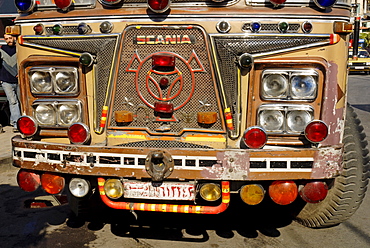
123, 181, 196, 200
355, 66, 365, 69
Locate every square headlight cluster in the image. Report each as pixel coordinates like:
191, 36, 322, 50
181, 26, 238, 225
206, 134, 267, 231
33, 100, 82, 127
258, 105, 314, 134
261, 69, 318, 101
29, 67, 79, 95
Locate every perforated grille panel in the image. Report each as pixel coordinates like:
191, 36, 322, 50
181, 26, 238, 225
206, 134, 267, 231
111, 26, 223, 135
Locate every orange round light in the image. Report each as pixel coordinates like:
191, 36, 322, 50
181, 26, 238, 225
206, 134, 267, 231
269, 181, 298, 205
41, 173, 65, 194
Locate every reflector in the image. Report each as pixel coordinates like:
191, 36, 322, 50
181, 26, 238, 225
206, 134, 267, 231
68, 123, 90, 144
17, 116, 38, 137
17, 170, 41, 192
41, 173, 65, 194
305, 120, 328, 143
269, 181, 298, 205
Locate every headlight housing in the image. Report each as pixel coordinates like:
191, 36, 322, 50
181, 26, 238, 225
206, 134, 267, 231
33, 100, 82, 127
29, 67, 79, 95
258, 105, 314, 134
261, 69, 318, 101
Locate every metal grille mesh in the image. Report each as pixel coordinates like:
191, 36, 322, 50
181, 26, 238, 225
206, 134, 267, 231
118, 140, 212, 149
29, 36, 118, 127
112, 26, 223, 135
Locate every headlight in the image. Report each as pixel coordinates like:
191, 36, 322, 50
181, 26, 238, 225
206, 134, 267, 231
30, 70, 52, 94
258, 105, 314, 134
290, 74, 317, 99
33, 100, 82, 127
34, 104, 56, 125
54, 69, 78, 94
58, 104, 81, 125
258, 108, 285, 132
261, 69, 318, 101
261, 73, 288, 98
29, 67, 79, 95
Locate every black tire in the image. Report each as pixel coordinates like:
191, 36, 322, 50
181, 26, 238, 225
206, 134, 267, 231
295, 104, 370, 228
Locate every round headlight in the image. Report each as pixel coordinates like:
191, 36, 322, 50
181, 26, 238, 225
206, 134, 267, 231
55, 71, 78, 94
34, 104, 56, 125
262, 74, 288, 98
290, 75, 317, 99
286, 110, 313, 133
200, 183, 221, 201
58, 104, 80, 125
69, 178, 90, 198
258, 110, 284, 132
30, 71, 52, 94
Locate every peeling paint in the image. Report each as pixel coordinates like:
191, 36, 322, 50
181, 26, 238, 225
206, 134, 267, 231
311, 146, 343, 178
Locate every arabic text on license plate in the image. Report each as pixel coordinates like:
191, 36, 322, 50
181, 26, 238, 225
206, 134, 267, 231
123, 181, 196, 200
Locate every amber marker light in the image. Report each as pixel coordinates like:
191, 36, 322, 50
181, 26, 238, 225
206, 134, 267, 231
17, 170, 41, 192
197, 112, 218, 125
41, 173, 65, 194
269, 181, 298, 205
240, 184, 265, 205
200, 183, 222, 201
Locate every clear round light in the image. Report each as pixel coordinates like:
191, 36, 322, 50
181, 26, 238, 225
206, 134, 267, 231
30, 71, 52, 93
262, 74, 288, 98
58, 104, 80, 125
291, 75, 317, 99
34, 104, 56, 125
69, 178, 90, 197
286, 110, 313, 133
55, 71, 78, 94
259, 110, 284, 132
104, 179, 124, 199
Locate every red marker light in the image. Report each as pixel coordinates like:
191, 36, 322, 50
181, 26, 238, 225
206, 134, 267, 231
17, 170, 41, 192
148, 0, 171, 13
153, 54, 175, 68
154, 102, 174, 114
68, 123, 90, 144
17, 116, 38, 137
305, 120, 328, 143
270, 0, 286, 6
242, 127, 267, 149
269, 181, 298, 205
54, 0, 72, 10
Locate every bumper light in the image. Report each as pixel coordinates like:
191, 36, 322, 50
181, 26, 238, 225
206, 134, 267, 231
104, 179, 124, 199
41, 173, 65, 195
17, 116, 38, 137
240, 184, 265, 205
17, 169, 41, 192
200, 183, 221, 201
299, 181, 328, 203
69, 178, 90, 197
269, 181, 298, 205
304, 120, 328, 143
242, 126, 267, 149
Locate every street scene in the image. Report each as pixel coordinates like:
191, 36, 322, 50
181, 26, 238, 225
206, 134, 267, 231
1, 0, 370, 247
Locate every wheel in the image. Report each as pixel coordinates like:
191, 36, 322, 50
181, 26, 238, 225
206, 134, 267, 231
295, 104, 370, 228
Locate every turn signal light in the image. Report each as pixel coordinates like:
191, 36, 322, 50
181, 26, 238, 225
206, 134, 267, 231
17, 116, 38, 137
104, 179, 124, 199
269, 181, 298, 205
200, 183, 221, 201
305, 120, 328, 143
68, 123, 90, 144
41, 173, 65, 194
299, 181, 328, 203
148, 0, 170, 13
242, 127, 267, 149
17, 170, 41, 192
240, 184, 265, 205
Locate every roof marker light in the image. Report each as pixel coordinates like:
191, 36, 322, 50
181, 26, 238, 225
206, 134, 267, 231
148, 0, 171, 13
15, 0, 35, 12
314, 0, 337, 9
250, 22, 261, 33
